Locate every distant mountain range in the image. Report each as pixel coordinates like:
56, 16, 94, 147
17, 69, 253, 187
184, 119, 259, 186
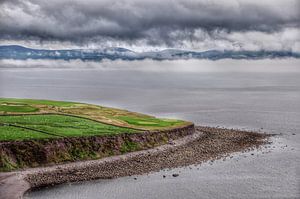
0, 45, 299, 61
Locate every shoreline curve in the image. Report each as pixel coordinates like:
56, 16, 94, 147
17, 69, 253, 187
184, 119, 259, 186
0, 126, 271, 199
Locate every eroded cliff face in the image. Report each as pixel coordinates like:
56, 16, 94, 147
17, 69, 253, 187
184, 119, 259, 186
0, 124, 195, 171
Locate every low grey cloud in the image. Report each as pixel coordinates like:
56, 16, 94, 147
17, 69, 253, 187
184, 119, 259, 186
0, 0, 299, 51
1, 59, 300, 73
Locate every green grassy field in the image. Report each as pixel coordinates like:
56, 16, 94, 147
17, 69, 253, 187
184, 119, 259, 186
0, 125, 55, 141
0, 103, 39, 113
0, 98, 191, 141
117, 116, 183, 127
0, 98, 77, 107
0, 114, 139, 141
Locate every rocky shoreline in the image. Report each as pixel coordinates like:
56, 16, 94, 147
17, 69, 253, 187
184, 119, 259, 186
0, 126, 271, 199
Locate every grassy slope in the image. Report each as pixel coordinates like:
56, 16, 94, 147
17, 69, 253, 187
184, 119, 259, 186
0, 115, 139, 141
0, 98, 191, 141
0, 125, 55, 141
0, 104, 38, 113
0, 98, 76, 107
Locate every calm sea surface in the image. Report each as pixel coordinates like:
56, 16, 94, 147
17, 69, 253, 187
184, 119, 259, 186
0, 61, 299, 199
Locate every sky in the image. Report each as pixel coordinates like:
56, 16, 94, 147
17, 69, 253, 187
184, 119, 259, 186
0, 0, 299, 52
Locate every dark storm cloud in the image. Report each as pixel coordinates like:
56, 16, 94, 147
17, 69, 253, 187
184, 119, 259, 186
0, 0, 299, 50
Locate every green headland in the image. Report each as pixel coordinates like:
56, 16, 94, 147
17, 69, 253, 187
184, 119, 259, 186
0, 98, 191, 141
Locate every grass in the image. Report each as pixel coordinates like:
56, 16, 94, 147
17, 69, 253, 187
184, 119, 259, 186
117, 116, 184, 127
0, 114, 140, 141
0, 103, 39, 113
0, 154, 19, 171
0, 125, 56, 141
0, 98, 192, 172
0, 98, 78, 107
120, 140, 140, 154
0, 98, 191, 141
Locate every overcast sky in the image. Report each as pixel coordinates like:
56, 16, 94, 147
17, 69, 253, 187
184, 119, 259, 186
0, 0, 299, 51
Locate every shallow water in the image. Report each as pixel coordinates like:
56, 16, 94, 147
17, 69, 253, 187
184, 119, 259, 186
0, 61, 299, 198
